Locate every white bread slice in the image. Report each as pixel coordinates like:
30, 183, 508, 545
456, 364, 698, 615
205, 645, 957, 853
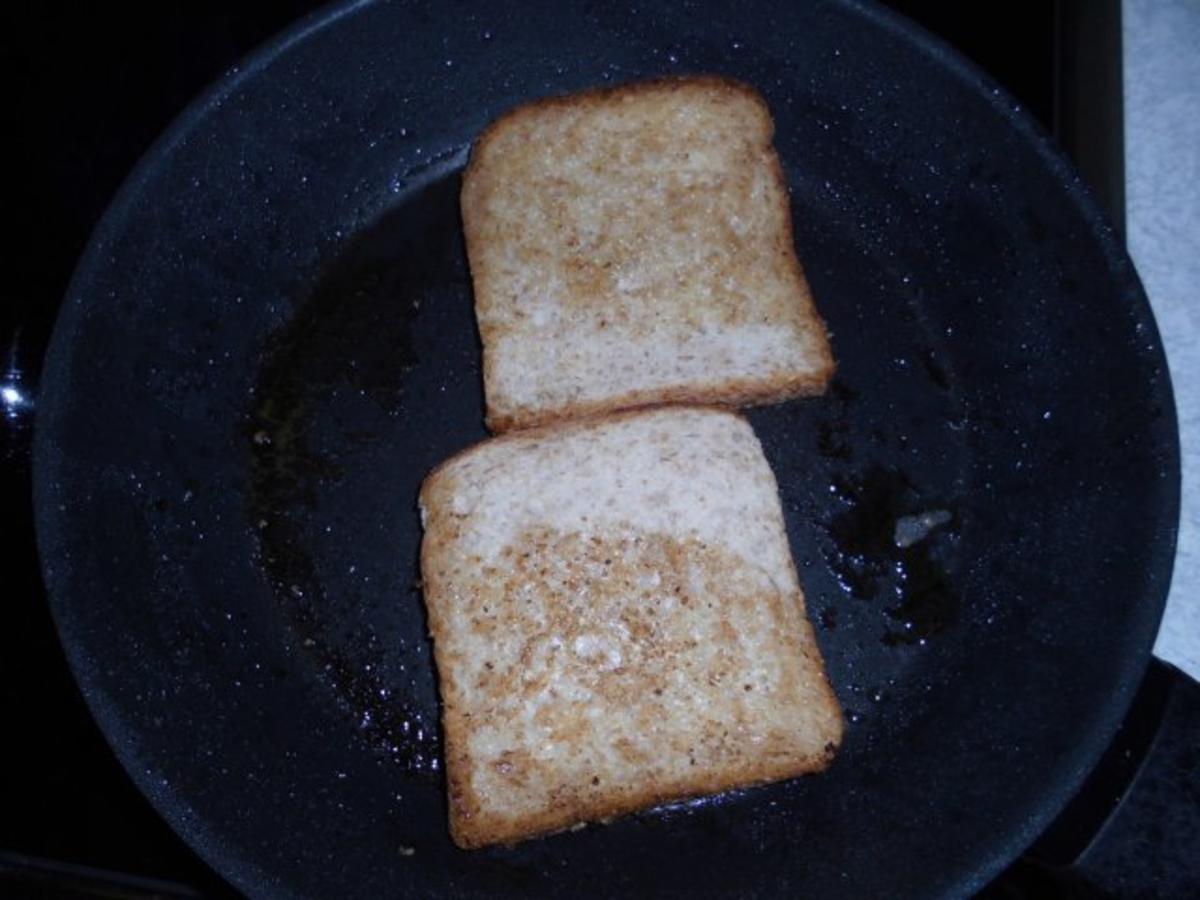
418, 406, 843, 848
461, 76, 834, 433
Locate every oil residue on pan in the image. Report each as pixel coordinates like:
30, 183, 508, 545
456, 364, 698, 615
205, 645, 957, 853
240, 178, 472, 774
243, 286, 436, 770
824, 465, 960, 646
797, 352, 966, 650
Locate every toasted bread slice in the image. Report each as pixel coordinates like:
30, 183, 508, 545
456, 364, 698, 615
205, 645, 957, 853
461, 76, 834, 433
418, 406, 842, 848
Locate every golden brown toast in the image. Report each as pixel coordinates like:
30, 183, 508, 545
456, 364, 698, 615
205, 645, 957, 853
418, 406, 843, 848
461, 76, 834, 433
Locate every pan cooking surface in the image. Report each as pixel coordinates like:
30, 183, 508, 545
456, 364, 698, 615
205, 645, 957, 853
33, 2, 1177, 897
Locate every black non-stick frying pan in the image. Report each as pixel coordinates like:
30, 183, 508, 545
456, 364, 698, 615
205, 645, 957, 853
32, 1, 1179, 897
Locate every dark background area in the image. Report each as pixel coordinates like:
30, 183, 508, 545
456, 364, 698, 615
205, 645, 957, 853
5, 2, 1189, 899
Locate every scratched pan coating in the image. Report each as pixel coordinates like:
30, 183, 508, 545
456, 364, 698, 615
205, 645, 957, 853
32, 1, 1178, 897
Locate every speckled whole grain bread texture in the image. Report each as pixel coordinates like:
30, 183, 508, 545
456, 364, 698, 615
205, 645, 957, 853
418, 406, 843, 849
461, 76, 834, 433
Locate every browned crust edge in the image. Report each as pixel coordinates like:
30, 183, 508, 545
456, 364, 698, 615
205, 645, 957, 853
464, 74, 774, 184
417, 404, 750, 506
460, 74, 774, 253
483, 364, 834, 434
449, 738, 841, 850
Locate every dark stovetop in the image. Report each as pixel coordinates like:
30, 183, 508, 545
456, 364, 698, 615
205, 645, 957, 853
6, 3, 1193, 899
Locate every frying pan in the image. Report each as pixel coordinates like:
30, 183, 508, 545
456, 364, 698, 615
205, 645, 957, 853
31, 0, 1179, 897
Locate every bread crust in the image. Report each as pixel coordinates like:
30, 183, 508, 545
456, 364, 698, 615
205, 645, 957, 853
483, 366, 832, 434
